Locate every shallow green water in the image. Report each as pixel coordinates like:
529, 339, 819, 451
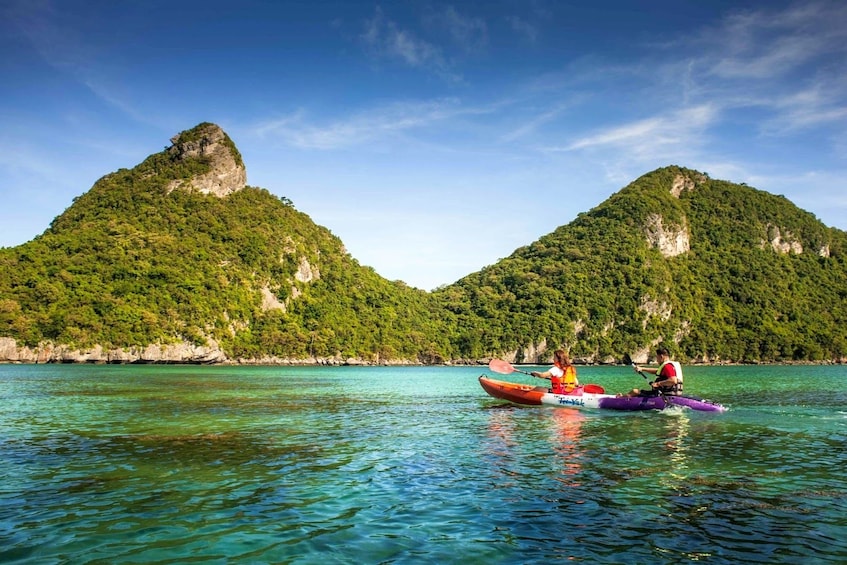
1, 364, 846, 563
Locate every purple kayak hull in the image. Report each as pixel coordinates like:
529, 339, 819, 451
597, 394, 725, 412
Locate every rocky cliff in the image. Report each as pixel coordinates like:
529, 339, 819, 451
165, 122, 246, 197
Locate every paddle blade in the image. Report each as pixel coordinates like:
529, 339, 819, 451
488, 359, 516, 374
622, 353, 633, 366
583, 384, 605, 394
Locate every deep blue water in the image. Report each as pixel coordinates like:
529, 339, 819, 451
1, 363, 846, 563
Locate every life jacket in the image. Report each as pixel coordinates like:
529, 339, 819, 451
656, 361, 683, 395
671, 361, 684, 393
551, 365, 578, 394
549, 367, 564, 394
562, 365, 578, 393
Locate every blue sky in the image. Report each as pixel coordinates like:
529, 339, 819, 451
2, 0, 845, 290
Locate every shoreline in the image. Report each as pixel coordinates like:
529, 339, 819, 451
1, 359, 843, 367
2, 337, 843, 366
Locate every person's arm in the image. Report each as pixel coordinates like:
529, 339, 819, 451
530, 370, 552, 379
653, 376, 677, 390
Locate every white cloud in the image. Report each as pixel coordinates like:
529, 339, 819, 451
766, 69, 847, 128
252, 98, 497, 150
500, 103, 570, 143
703, 2, 847, 79
643, 2, 847, 136
560, 105, 717, 153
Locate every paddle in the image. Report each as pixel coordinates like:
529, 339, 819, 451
488, 359, 606, 393
488, 358, 534, 377
622, 353, 649, 381
623, 353, 669, 402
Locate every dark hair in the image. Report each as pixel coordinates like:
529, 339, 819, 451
656, 347, 670, 356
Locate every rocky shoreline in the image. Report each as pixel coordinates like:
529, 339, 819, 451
0, 337, 490, 366
1, 338, 842, 366
0, 337, 420, 366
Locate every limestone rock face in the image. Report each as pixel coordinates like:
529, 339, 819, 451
294, 257, 319, 283
644, 213, 690, 257
669, 172, 707, 197
763, 225, 803, 255
166, 123, 246, 197
0, 337, 227, 364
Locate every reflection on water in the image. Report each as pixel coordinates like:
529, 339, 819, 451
659, 409, 691, 487
550, 408, 585, 487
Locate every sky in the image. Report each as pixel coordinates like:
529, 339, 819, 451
2, 0, 846, 291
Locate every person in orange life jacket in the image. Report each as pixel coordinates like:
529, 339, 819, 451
625, 346, 682, 397
530, 349, 579, 394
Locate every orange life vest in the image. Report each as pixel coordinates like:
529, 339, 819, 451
552, 365, 578, 394
562, 365, 578, 393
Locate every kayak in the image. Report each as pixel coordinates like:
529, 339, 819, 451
478, 376, 726, 412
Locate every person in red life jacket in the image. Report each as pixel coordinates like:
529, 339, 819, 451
625, 346, 683, 397
530, 349, 579, 394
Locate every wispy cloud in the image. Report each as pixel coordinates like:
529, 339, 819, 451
361, 7, 460, 82
253, 98, 476, 149
559, 105, 718, 154
500, 103, 570, 142
430, 6, 488, 52
685, 1, 847, 132
707, 1, 847, 80
6, 0, 90, 73
765, 85, 847, 132
531, 0, 847, 174
0, 137, 64, 180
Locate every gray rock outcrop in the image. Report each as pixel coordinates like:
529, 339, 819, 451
166, 123, 246, 197
0, 337, 227, 364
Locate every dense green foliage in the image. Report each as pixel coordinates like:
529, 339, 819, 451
0, 176, 447, 359
0, 125, 447, 362
1, 126, 845, 363
433, 166, 847, 363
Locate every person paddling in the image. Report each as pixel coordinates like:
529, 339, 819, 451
625, 346, 682, 397
531, 349, 578, 394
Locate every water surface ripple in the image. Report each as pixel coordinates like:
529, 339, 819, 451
1, 364, 846, 563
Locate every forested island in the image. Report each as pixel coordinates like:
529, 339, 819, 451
1, 123, 845, 365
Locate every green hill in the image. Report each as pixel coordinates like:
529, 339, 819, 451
434, 166, 847, 363
0, 123, 448, 363
1, 124, 845, 364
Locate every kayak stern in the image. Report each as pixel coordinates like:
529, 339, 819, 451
478, 376, 545, 405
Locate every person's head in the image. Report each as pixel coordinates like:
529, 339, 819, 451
656, 347, 670, 361
554, 349, 570, 366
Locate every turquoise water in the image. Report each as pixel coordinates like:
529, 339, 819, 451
1, 364, 846, 564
